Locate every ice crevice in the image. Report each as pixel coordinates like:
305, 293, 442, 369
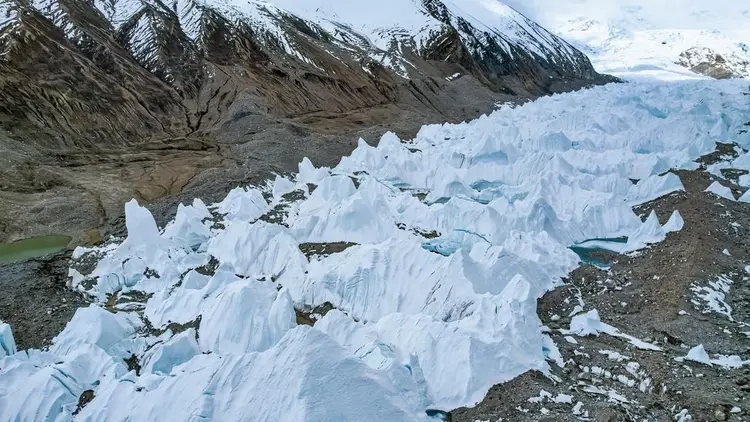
2, 79, 750, 420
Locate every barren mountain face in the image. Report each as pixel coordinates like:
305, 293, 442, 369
0, 0, 613, 242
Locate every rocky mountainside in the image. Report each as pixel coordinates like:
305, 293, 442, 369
0, 0, 614, 242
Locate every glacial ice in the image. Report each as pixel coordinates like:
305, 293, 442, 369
0, 321, 15, 357
677, 344, 750, 368
625, 173, 684, 206
568, 310, 661, 351
705, 181, 736, 200
663, 210, 685, 233
2, 79, 750, 420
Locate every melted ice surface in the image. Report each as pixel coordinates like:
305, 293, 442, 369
2, 79, 750, 420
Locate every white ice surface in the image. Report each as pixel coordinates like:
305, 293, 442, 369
3, 78, 750, 420
691, 275, 735, 321
0, 321, 16, 357
662, 210, 684, 233
677, 344, 750, 369
626, 173, 684, 206
568, 309, 661, 351
705, 181, 736, 201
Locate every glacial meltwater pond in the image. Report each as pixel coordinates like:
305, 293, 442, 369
569, 237, 628, 270
0, 235, 72, 265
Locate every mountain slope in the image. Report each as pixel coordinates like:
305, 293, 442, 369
0, 0, 611, 147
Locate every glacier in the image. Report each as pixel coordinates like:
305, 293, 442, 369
2, 78, 750, 420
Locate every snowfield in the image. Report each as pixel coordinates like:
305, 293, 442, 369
504, 0, 750, 80
2, 78, 750, 420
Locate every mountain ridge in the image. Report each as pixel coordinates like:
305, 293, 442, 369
0, 0, 613, 146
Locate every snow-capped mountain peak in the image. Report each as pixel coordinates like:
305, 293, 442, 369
503, 0, 750, 80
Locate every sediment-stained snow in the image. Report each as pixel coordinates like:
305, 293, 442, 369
2, 79, 750, 420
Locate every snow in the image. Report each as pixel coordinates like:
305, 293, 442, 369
683, 343, 712, 365
504, 0, 750, 80
215, 186, 269, 221
0, 3, 21, 57
162, 198, 213, 249
60, 0, 590, 80
141, 328, 200, 375
527, 390, 571, 404
572, 401, 586, 416
81, 328, 429, 421
4, 72, 750, 420
554, 393, 573, 404
236, 0, 582, 64
691, 275, 734, 321
674, 408, 693, 422
50, 305, 143, 357
528, 390, 552, 403
123, 198, 161, 246
581, 384, 629, 403
599, 350, 630, 362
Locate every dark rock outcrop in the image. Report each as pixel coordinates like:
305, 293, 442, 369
677, 46, 749, 79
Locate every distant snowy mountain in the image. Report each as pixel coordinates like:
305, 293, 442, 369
502, 0, 750, 80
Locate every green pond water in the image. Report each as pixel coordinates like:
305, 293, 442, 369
569, 246, 613, 269
0, 235, 72, 265
569, 236, 629, 269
